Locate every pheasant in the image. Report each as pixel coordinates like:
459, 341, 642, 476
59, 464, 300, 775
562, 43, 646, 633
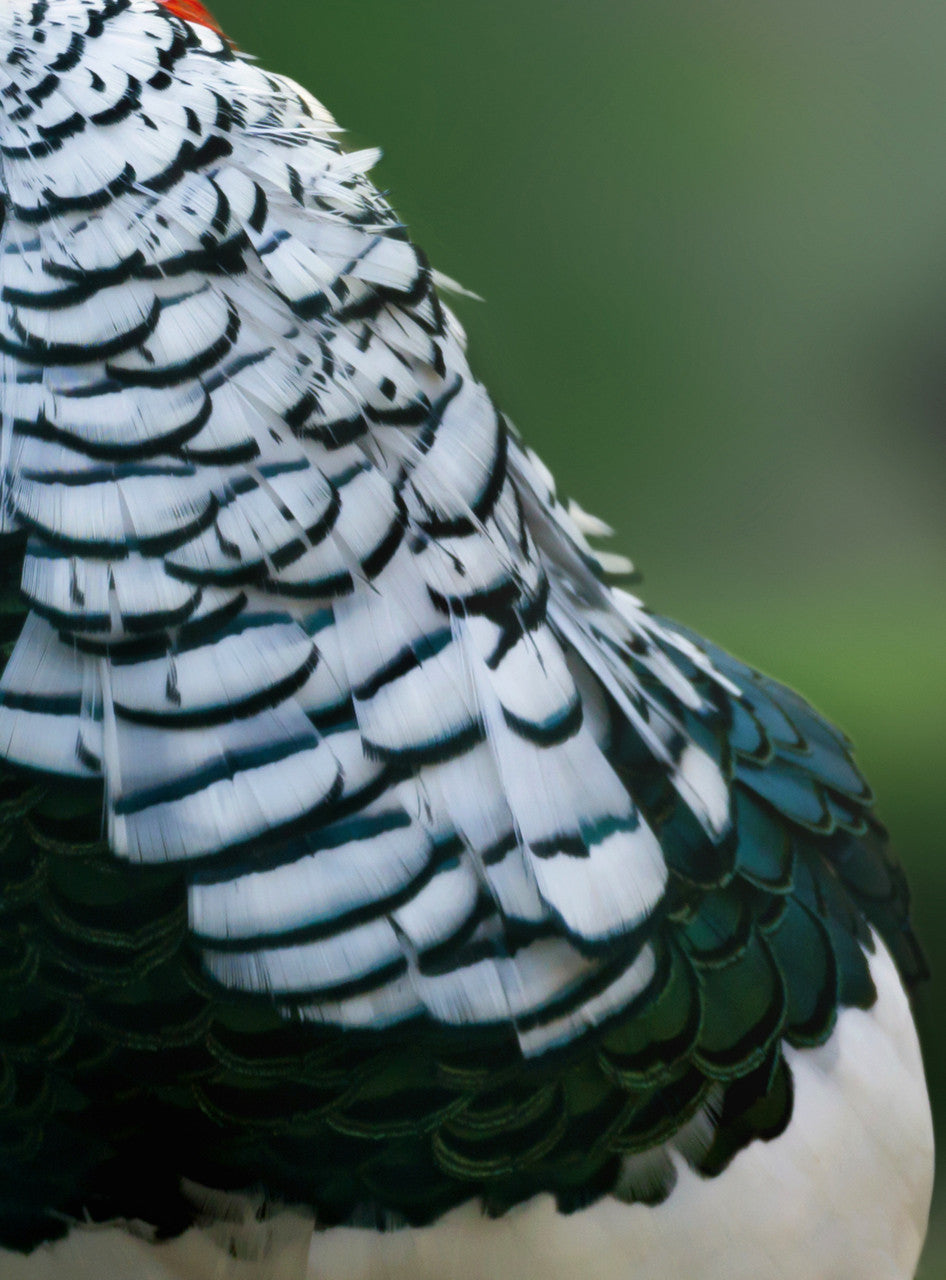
0, 2, 934, 1277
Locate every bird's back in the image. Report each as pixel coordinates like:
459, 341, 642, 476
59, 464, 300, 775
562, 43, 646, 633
0, 2, 932, 1277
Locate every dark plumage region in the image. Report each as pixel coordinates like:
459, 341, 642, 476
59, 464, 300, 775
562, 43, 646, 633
0, 520, 923, 1249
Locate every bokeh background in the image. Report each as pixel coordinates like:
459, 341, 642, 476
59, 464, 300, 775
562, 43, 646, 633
215, 0, 945, 1268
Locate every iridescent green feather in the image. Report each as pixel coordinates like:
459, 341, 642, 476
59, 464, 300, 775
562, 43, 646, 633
0, 533, 925, 1240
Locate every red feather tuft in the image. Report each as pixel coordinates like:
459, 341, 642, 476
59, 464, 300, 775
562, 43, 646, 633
157, 0, 224, 35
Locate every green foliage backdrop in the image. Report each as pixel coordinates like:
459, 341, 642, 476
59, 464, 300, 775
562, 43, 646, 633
214, 1, 946, 1268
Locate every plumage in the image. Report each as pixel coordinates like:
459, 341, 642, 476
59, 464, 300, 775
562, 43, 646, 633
0, 1, 933, 1278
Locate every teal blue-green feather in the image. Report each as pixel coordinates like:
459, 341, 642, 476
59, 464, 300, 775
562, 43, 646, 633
0, 554, 926, 1243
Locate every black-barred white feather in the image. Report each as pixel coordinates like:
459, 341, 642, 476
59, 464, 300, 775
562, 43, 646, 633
0, 0, 880, 1068
0, 0, 739, 1047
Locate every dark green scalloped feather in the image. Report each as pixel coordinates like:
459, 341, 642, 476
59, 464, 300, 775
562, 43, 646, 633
0, 538, 927, 1246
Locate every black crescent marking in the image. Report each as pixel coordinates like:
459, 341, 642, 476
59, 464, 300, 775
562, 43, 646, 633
113, 646, 320, 729
16, 389, 212, 462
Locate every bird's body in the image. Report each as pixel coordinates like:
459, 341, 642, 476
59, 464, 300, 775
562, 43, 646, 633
0, 2, 933, 1278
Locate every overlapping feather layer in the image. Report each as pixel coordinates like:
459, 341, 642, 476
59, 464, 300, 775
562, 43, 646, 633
0, 0, 925, 1249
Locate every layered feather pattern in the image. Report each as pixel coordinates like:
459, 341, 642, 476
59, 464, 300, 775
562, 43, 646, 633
0, 0, 927, 1255
0, 0, 688, 1034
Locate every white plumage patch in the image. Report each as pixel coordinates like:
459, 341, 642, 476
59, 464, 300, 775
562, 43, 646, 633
0, 0, 751, 1050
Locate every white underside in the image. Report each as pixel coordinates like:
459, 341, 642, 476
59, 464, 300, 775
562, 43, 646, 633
3, 935, 933, 1280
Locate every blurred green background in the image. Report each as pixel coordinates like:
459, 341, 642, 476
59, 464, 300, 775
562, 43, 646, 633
216, 0, 945, 1268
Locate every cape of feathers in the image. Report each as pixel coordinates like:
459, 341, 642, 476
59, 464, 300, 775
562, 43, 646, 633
0, 0, 926, 1249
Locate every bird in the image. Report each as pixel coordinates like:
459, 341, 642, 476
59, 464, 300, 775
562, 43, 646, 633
0, 1, 934, 1277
